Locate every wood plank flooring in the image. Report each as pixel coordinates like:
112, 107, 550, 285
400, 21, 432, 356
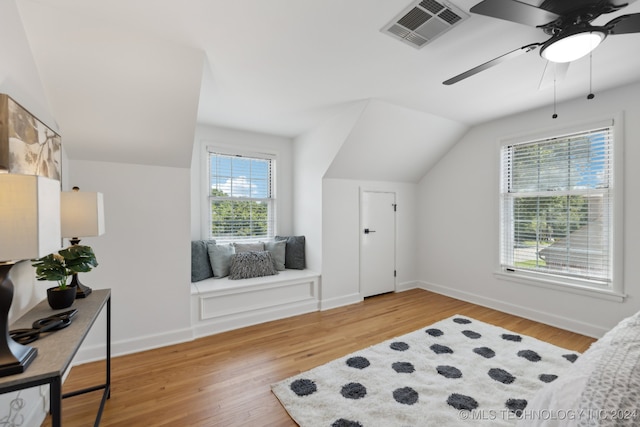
42, 289, 596, 426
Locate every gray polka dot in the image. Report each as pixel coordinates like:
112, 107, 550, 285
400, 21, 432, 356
488, 368, 516, 384
447, 393, 478, 411
341, 382, 367, 400
473, 347, 495, 358
539, 374, 558, 383
430, 344, 453, 354
346, 356, 370, 369
506, 398, 528, 416
437, 365, 462, 379
393, 387, 419, 405
502, 334, 522, 342
390, 342, 410, 351
425, 328, 443, 337
462, 330, 481, 339
392, 362, 415, 373
290, 379, 317, 396
518, 350, 541, 362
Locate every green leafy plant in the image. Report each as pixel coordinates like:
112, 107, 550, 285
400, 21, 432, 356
31, 245, 98, 289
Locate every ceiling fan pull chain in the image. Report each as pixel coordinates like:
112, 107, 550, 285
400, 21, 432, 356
552, 75, 558, 119
587, 52, 595, 100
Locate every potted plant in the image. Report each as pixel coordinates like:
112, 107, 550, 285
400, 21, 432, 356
32, 245, 98, 309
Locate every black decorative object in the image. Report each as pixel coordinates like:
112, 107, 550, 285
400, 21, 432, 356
46, 286, 76, 310
0, 263, 38, 377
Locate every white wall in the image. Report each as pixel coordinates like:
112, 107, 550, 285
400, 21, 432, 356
321, 179, 418, 309
293, 101, 367, 272
68, 160, 192, 360
190, 124, 294, 240
417, 81, 640, 338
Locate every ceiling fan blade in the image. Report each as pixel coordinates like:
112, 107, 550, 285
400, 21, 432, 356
538, 61, 570, 90
443, 43, 539, 85
470, 0, 560, 27
607, 13, 640, 34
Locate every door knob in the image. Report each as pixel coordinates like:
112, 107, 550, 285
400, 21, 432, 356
364, 228, 376, 234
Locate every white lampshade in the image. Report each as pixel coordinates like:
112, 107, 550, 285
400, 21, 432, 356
61, 190, 105, 238
0, 174, 62, 261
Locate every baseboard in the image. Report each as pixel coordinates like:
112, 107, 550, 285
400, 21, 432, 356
415, 281, 607, 338
320, 293, 362, 311
396, 280, 420, 292
73, 327, 194, 364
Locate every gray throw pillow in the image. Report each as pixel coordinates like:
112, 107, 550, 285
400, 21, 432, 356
234, 242, 265, 253
191, 240, 215, 282
228, 251, 278, 280
275, 235, 306, 269
208, 243, 235, 278
264, 240, 286, 271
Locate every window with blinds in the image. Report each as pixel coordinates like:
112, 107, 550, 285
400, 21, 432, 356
208, 150, 275, 241
499, 124, 614, 288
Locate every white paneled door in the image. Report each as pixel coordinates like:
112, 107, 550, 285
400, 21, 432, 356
360, 190, 396, 297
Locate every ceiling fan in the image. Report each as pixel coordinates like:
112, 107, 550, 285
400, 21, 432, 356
443, 0, 640, 86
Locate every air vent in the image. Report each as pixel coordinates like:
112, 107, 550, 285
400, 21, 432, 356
382, 0, 468, 49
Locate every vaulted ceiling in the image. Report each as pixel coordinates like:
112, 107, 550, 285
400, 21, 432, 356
16, 0, 640, 170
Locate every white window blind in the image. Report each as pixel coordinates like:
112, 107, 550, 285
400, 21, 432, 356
500, 125, 614, 287
208, 150, 275, 241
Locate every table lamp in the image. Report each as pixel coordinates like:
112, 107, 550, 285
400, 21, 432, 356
61, 186, 105, 298
0, 174, 61, 377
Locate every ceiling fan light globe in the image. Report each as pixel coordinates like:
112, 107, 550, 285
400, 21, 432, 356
540, 31, 605, 63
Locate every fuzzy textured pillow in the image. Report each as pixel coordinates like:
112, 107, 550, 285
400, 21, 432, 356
228, 251, 278, 280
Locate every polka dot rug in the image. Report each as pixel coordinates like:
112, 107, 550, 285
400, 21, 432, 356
271, 315, 580, 426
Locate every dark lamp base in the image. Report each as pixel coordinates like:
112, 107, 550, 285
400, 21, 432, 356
1, 263, 38, 377
69, 273, 92, 298
0, 344, 37, 377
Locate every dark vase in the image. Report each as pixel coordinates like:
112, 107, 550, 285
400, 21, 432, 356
46, 286, 76, 310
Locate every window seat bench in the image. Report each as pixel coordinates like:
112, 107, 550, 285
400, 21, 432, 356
190, 269, 320, 338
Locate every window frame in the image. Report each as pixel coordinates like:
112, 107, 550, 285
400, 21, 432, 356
202, 145, 277, 243
495, 117, 625, 302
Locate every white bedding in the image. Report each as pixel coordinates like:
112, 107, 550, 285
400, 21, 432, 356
518, 312, 640, 427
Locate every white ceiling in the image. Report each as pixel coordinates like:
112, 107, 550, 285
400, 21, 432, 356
16, 0, 640, 168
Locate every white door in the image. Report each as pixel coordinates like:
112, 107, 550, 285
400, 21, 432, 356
360, 191, 396, 297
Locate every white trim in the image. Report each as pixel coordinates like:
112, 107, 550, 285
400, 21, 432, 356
500, 117, 614, 147
496, 113, 624, 296
202, 145, 278, 241
494, 270, 625, 302
205, 143, 277, 160
320, 293, 363, 311
415, 280, 608, 338
73, 327, 194, 364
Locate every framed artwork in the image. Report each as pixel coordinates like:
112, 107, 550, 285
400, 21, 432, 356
0, 94, 61, 181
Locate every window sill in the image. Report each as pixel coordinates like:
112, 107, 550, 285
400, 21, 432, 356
494, 270, 626, 302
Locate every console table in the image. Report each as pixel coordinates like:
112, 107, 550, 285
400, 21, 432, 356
0, 289, 111, 427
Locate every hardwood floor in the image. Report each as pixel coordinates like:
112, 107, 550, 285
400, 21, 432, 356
42, 289, 595, 427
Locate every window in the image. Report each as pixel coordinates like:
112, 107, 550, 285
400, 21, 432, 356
207, 149, 275, 241
499, 122, 619, 292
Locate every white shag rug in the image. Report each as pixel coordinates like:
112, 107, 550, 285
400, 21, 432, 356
272, 315, 580, 427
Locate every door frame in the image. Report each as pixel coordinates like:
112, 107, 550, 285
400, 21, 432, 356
359, 187, 397, 297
